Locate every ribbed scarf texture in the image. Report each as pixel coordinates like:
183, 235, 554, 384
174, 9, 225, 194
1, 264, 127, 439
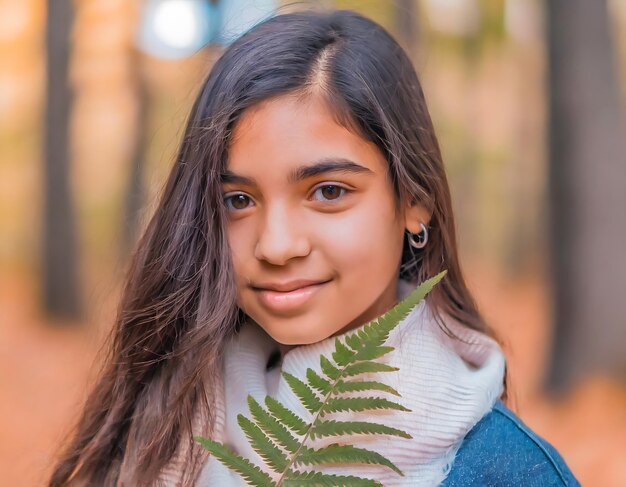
164, 278, 506, 486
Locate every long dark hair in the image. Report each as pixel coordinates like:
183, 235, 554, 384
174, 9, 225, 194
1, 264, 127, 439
49, 8, 498, 486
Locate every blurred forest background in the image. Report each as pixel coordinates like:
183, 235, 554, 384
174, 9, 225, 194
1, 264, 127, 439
1, 0, 625, 485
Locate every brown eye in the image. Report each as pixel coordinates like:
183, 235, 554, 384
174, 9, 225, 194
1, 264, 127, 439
312, 184, 348, 202
224, 193, 253, 211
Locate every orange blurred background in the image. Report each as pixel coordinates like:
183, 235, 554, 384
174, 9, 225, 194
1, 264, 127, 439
1, 1, 625, 485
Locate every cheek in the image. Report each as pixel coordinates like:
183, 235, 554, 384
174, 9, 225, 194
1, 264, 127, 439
226, 223, 252, 287
317, 196, 402, 270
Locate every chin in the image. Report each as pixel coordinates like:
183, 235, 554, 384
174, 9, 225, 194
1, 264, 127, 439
267, 322, 334, 347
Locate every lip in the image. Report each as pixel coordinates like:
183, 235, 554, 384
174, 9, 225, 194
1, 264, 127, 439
253, 280, 331, 313
251, 279, 331, 293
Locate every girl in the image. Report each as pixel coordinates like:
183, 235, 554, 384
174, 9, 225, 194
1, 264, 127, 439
49, 8, 579, 487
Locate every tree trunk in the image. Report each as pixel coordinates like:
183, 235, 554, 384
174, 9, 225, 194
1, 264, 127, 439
122, 51, 148, 254
43, 0, 82, 319
546, 0, 626, 390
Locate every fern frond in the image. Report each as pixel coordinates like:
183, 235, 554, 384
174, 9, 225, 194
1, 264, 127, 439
193, 436, 276, 487
197, 270, 448, 486
247, 395, 301, 454
320, 355, 341, 380
295, 443, 404, 476
282, 371, 323, 414
309, 419, 412, 440
346, 271, 445, 354
284, 469, 382, 486
319, 396, 411, 417
237, 414, 289, 472
264, 396, 310, 436
332, 338, 356, 366
342, 361, 399, 377
306, 368, 332, 394
283, 470, 382, 486
352, 345, 395, 361
333, 379, 400, 396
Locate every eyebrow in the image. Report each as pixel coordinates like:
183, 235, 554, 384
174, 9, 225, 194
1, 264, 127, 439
220, 158, 374, 186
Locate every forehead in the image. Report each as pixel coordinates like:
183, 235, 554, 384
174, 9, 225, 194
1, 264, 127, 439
226, 93, 388, 180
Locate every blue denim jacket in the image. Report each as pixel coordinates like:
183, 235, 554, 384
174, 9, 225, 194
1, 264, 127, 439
441, 400, 580, 486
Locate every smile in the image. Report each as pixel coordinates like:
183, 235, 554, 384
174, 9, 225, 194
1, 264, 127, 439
254, 280, 331, 313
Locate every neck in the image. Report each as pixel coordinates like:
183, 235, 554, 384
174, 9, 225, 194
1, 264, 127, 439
277, 342, 296, 357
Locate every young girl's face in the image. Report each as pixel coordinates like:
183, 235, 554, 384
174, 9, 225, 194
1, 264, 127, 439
223, 93, 428, 347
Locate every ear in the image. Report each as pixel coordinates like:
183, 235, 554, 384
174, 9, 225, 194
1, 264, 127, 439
403, 201, 431, 234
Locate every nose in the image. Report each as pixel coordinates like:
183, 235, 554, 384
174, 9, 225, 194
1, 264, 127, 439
254, 204, 311, 265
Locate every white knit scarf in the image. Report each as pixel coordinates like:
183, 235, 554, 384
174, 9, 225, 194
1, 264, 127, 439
185, 278, 505, 486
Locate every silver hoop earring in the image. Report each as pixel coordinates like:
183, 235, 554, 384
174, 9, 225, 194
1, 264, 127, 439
407, 222, 428, 249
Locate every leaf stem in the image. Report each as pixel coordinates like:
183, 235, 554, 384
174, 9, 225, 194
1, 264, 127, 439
275, 356, 351, 486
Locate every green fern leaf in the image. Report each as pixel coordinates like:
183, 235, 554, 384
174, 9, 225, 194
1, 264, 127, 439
247, 395, 301, 454
282, 371, 323, 414
237, 414, 289, 472
351, 271, 445, 351
295, 443, 403, 476
332, 338, 356, 366
306, 368, 332, 394
309, 419, 412, 440
342, 361, 400, 377
344, 333, 363, 352
196, 270, 448, 486
283, 469, 382, 486
320, 355, 341, 380
193, 436, 276, 487
333, 379, 400, 396
319, 396, 411, 417
264, 396, 310, 436
352, 345, 395, 361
